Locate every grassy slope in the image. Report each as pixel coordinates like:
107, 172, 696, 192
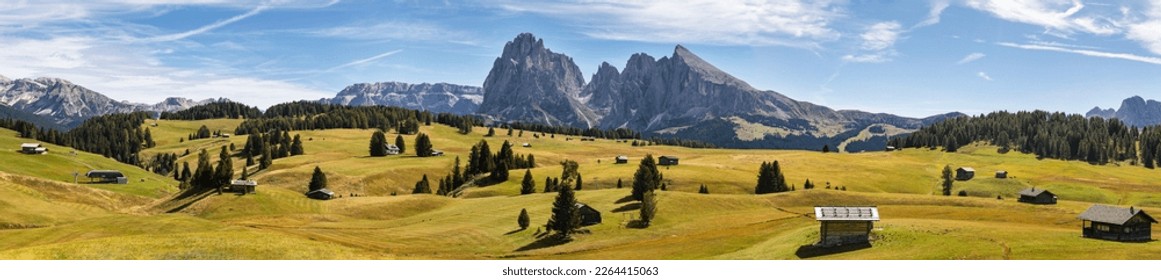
4, 120, 1161, 259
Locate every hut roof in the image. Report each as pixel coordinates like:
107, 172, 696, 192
1018, 188, 1052, 197
307, 188, 335, 196
814, 206, 879, 221
616, 155, 628, 160
1078, 205, 1158, 225
231, 179, 258, 186
21, 143, 41, 148
957, 167, 975, 172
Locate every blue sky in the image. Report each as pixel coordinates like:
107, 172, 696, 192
3, 0, 1161, 118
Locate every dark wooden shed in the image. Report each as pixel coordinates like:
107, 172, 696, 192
230, 179, 258, 194
1017, 187, 1056, 204
85, 170, 126, 184
814, 206, 879, 247
615, 155, 628, 164
1078, 205, 1156, 242
955, 167, 975, 180
658, 156, 679, 166
995, 170, 1008, 178
576, 203, 602, 226
305, 188, 335, 200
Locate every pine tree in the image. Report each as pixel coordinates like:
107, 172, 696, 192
180, 161, 192, 182
698, 184, 709, 194
490, 161, 510, 182
631, 155, 661, 201
486, 127, 495, 137
290, 134, 304, 156
214, 146, 233, 187
942, 165, 954, 196
520, 169, 535, 195
260, 145, 272, 170
544, 177, 554, 193
370, 131, 388, 157
822, 145, 830, 153
415, 133, 434, 157
453, 156, 464, 187
575, 175, 583, 191
192, 149, 214, 189
518, 208, 530, 229
308, 166, 327, 192
395, 134, 406, 155
413, 174, 431, 194
617, 178, 623, 189
547, 183, 580, 239
639, 189, 657, 228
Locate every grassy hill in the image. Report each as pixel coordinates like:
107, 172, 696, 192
2, 119, 1161, 259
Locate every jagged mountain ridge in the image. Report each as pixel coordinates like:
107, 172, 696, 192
475, 33, 962, 150
1087, 96, 1161, 127
319, 82, 483, 115
0, 75, 218, 128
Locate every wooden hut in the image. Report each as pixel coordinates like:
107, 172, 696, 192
20, 143, 46, 154
385, 144, 401, 155
658, 156, 679, 166
576, 203, 602, 226
1017, 187, 1056, 204
955, 167, 975, 180
305, 188, 335, 200
814, 206, 879, 247
615, 155, 629, 164
85, 170, 126, 184
230, 179, 258, 194
995, 170, 1008, 178
1078, 205, 1156, 242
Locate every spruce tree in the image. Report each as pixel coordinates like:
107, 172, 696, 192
942, 165, 954, 196
180, 161, 192, 182
395, 134, 406, 155
415, 133, 434, 157
547, 183, 580, 239
575, 175, 583, 191
544, 177, 554, 193
413, 174, 432, 194
370, 131, 387, 156
290, 134, 304, 156
490, 161, 510, 182
260, 146, 272, 169
631, 155, 661, 201
453, 156, 464, 187
617, 178, 623, 189
520, 169, 535, 195
214, 146, 233, 187
640, 189, 657, 228
308, 166, 327, 192
518, 208, 530, 229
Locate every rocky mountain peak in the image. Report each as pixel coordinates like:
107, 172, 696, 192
478, 33, 595, 127
0, 74, 11, 84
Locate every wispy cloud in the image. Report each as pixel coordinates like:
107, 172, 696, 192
325, 49, 404, 72
998, 41, 1161, 65
140, 5, 269, 43
957, 52, 987, 64
494, 0, 843, 48
914, 0, 951, 29
977, 71, 993, 81
844, 21, 901, 63
309, 21, 477, 45
965, 0, 1120, 36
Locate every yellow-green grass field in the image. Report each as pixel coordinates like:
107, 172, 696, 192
3, 120, 1161, 259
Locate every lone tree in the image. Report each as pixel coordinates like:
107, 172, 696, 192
518, 208, 530, 229
822, 145, 830, 153
415, 133, 434, 157
290, 134, 304, 156
941, 165, 954, 196
520, 169, 536, 195
413, 174, 432, 194
617, 178, 623, 189
698, 184, 709, 194
308, 166, 327, 192
370, 131, 388, 157
631, 155, 661, 201
755, 161, 788, 194
639, 188, 657, 228
547, 183, 580, 240
395, 134, 406, 154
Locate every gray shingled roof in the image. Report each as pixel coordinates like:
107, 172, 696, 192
814, 206, 879, 221
1018, 188, 1053, 197
957, 167, 974, 172
1078, 205, 1158, 225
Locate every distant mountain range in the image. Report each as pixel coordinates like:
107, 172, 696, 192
319, 82, 482, 115
0, 75, 216, 129
1087, 96, 1161, 127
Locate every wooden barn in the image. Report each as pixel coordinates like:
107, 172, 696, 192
814, 206, 879, 247
615, 155, 629, 164
305, 188, 335, 200
229, 179, 258, 194
20, 143, 47, 154
1017, 187, 1056, 204
385, 144, 401, 155
995, 170, 1008, 178
1078, 205, 1157, 242
85, 170, 126, 184
955, 167, 975, 180
658, 156, 679, 166
576, 203, 602, 226
522, 142, 531, 147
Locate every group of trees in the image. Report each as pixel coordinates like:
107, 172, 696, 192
465, 140, 536, 183
241, 128, 304, 170
233, 102, 435, 136
629, 155, 662, 228
754, 161, 789, 194
369, 131, 408, 157
891, 111, 1140, 166
160, 101, 261, 120
188, 125, 214, 140
145, 152, 179, 176
177, 146, 234, 191
414, 133, 435, 157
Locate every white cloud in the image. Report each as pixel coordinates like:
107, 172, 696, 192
844, 21, 901, 63
965, 0, 1120, 36
914, 0, 952, 29
310, 21, 474, 44
494, 0, 843, 47
325, 49, 403, 72
1126, 3, 1161, 55
977, 71, 993, 81
140, 5, 269, 42
998, 41, 1161, 65
957, 52, 987, 64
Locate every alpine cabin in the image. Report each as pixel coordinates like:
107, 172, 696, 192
658, 156, 679, 166
20, 143, 47, 154
1078, 205, 1157, 242
814, 206, 879, 247
229, 179, 258, 194
576, 203, 602, 226
305, 188, 335, 200
956, 167, 975, 180
615, 155, 629, 164
1017, 187, 1056, 204
85, 170, 126, 184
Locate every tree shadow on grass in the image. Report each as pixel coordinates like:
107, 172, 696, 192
794, 242, 871, 259
504, 228, 526, 235
615, 195, 636, 204
612, 202, 641, 213
515, 235, 572, 252
625, 220, 650, 229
